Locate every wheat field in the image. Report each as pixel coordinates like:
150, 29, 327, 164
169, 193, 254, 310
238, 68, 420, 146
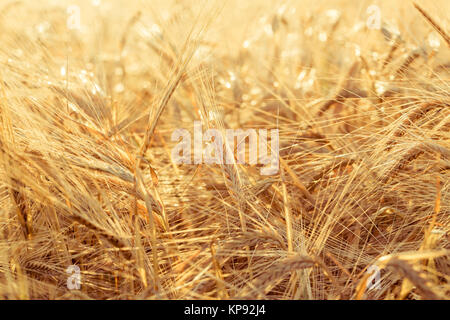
0, 0, 448, 300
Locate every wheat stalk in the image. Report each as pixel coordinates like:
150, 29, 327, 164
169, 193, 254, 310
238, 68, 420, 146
414, 2, 450, 47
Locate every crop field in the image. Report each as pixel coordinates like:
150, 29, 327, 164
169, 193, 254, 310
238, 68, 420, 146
0, 0, 448, 300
